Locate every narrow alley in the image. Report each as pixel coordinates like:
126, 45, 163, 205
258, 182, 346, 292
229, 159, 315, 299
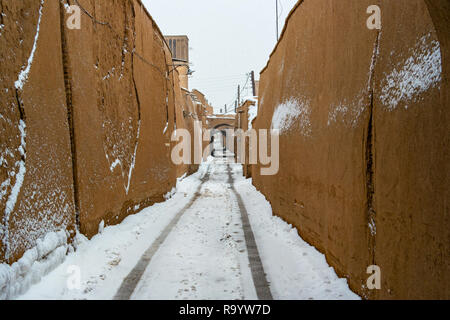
1, 0, 448, 304
17, 140, 358, 300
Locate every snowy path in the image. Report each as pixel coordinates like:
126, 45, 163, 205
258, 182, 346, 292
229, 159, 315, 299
17, 157, 359, 300
129, 160, 261, 300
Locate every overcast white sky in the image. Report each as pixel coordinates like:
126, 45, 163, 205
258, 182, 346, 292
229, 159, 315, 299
142, 0, 297, 113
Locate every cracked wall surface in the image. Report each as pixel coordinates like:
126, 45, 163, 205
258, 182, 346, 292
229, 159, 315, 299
0, 0, 76, 263
253, 0, 449, 299
61, 0, 178, 238
0, 0, 191, 264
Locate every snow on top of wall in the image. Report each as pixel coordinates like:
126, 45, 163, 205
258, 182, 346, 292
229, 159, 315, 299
271, 97, 311, 136
380, 33, 442, 111
241, 96, 258, 104
238, 96, 259, 129
15, 0, 44, 91
0, 230, 68, 299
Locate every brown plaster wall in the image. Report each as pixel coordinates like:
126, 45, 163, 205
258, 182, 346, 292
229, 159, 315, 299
0, 0, 193, 263
253, 0, 449, 299
0, 0, 76, 263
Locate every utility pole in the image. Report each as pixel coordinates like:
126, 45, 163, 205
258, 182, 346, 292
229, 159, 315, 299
225, 104, 227, 114
276, 0, 279, 41
235, 100, 237, 113
237, 85, 240, 107
251, 71, 256, 97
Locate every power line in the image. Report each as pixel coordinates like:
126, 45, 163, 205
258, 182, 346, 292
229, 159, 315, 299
191, 73, 247, 81
221, 72, 252, 114
276, 0, 279, 41
191, 80, 245, 89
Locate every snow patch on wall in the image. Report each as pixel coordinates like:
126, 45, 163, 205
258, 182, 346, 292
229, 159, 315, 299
102, 67, 116, 81
2, 120, 27, 260
271, 97, 311, 136
380, 33, 442, 111
0, 12, 5, 36
0, 230, 68, 299
0, 179, 10, 202
15, 0, 44, 91
109, 158, 121, 172
368, 218, 376, 236
278, 59, 285, 76
164, 172, 189, 201
98, 221, 105, 234
368, 32, 382, 92
104, 120, 141, 195
328, 32, 381, 128
125, 120, 141, 195
2, 1, 45, 258
328, 93, 367, 128
248, 104, 258, 129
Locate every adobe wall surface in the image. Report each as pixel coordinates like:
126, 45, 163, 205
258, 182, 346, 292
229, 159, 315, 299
0, 0, 77, 263
253, 0, 449, 299
207, 117, 235, 130
0, 0, 197, 263
61, 0, 178, 238
235, 100, 255, 178
179, 89, 201, 175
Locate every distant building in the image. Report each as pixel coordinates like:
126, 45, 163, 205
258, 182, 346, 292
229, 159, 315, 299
192, 89, 214, 116
165, 35, 190, 90
165, 35, 189, 61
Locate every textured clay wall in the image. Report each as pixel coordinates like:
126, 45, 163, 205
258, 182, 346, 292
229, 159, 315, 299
253, 0, 449, 299
173, 72, 204, 177
0, 0, 189, 263
235, 100, 255, 178
0, 0, 77, 263
180, 89, 201, 175
174, 72, 189, 178
62, 0, 178, 238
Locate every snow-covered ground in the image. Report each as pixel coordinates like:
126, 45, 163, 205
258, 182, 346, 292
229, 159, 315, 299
232, 167, 359, 299
16, 155, 359, 300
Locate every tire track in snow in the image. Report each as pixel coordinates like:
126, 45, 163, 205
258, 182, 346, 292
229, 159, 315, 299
226, 165, 273, 300
113, 165, 211, 300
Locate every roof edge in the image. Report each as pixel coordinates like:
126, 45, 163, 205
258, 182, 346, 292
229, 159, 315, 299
260, 0, 305, 75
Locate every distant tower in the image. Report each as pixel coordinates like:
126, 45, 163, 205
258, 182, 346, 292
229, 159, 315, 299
164, 35, 190, 90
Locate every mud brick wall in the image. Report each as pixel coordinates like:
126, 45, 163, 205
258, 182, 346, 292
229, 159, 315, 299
235, 100, 255, 179
0, 0, 77, 263
60, 0, 180, 238
0, 0, 190, 263
173, 72, 201, 177
179, 89, 201, 176
253, 0, 449, 299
